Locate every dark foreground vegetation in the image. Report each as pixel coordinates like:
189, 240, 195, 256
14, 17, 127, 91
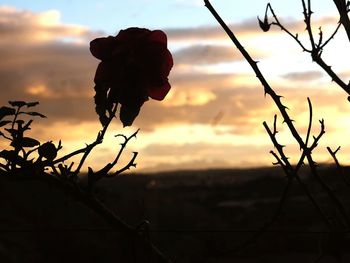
1, 166, 349, 262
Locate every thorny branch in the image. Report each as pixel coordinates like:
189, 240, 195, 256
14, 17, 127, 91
327, 146, 350, 189
204, 0, 350, 255
0, 100, 171, 262
87, 129, 139, 190
333, 0, 350, 43
265, 1, 350, 96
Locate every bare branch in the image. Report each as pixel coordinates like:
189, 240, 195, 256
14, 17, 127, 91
204, 0, 306, 151
305, 97, 313, 148
267, 3, 311, 52
327, 146, 350, 189
333, 0, 350, 42
267, 2, 350, 95
53, 104, 118, 176
320, 22, 341, 49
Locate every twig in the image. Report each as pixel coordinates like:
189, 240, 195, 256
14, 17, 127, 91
205, 0, 350, 228
204, 0, 306, 150
305, 97, 313, 147
327, 146, 350, 189
73, 104, 118, 176
264, 119, 331, 228
333, 0, 350, 43
302, 0, 316, 49
110, 129, 139, 170
268, 3, 310, 52
320, 22, 341, 50
52, 104, 118, 174
216, 117, 331, 257
267, 1, 350, 95
88, 129, 139, 184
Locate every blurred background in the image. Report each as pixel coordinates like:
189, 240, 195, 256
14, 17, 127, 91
0, 0, 349, 172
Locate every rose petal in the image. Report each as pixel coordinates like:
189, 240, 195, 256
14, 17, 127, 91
116, 27, 150, 42
94, 62, 111, 84
148, 82, 171, 101
148, 30, 168, 45
90, 36, 116, 60
120, 104, 142, 127
165, 49, 174, 75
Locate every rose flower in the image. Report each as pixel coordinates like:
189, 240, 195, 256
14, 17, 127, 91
90, 27, 173, 127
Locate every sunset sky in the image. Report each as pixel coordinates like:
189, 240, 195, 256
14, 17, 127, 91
0, 0, 350, 173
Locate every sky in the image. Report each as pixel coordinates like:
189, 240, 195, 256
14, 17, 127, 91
0, 0, 349, 173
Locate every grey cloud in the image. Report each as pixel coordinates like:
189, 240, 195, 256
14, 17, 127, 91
165, 18, 260, 41
173, 44, 241, 64
0, 42, 98, 124
281, 71, 325, 82
0, 7, 99, 45
164, 15, 338, 42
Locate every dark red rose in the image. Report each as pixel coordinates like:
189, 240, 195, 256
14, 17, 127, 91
90, 27, 173, 127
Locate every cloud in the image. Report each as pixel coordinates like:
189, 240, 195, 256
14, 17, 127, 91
173, 44, 239, 64
173, 44, 266, 65
281, 71, 325, 82
165, 15, 339, 42
0, 6, 97, 44
0, 6, 348, 172
0, 7, 100, 124
165, 18, 261, 41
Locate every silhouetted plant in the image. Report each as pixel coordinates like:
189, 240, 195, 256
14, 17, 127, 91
205, 0, 350, 261
0, 27, 173, 263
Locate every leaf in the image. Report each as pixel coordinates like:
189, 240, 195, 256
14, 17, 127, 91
258, 15, 271, 32
11, 137, 40, 148
22, 111, 47, 118
0, 106, 15, 120
22, 137, 40, 147
16, 120, 24, 125
0, 120, 12, 127
23, 120, 33, 130
38, 141, 57, 161
120, 104, 141, 127
26, 101, 39, 108
5, 128, 18, 137
0, 150, 17, 162
94, 84, 111, 126
9, 101, 26, 107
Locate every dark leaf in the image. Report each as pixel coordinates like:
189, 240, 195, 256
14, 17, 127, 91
9, 101, 26, 107
0, 106, 16, 120
22, 111, 47, 118
26, 101, 39, 108
0, 120, 12, 127
94, 84, 112, 126
120, 104, 141, 127
5, 128, 18, 137
23, 120, 33, 130
0, 150, 17, 162
38, 142, 57, 161
258, 15, 271, 32
22, 137, 40, 147
12, 137, 40, 148
16, 120, 24, 125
